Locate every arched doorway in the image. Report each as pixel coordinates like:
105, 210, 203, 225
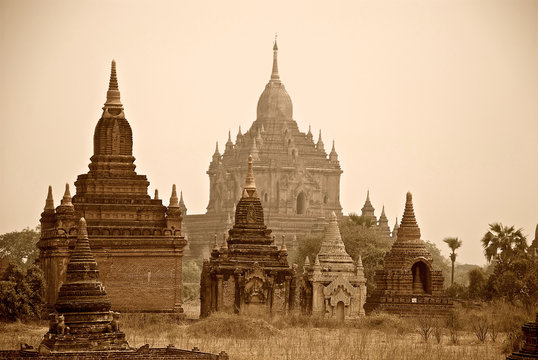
296, 192, 306, 215
336, 301, 345, 322
411, 261, 432, 295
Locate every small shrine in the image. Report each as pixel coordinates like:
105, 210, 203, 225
200, 155, 296, 317
300, 212, 366, 321
364, 192, 453, 316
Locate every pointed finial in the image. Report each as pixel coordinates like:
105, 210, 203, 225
331, 140, 335, 152
154, 189, 159, 200
357, 255, 363, 268
281, 235, 287, 251
381, 205, 386, 216
227, 130, 232, 142
44, 185, 54, 211
78, 217, 88, 237
214, 141, 220, 154
179, 191, 184, 204
367, 190, 370, 201
314, 254, 321, 266
330, 211, 337, 222
61, 183, 73, 206
304, 256, 311, 266
104, 60, 122, 107
242, 155, 258, 198
271, 35, 280, 81
307, 125, 312, 136
169, 184, 179, 208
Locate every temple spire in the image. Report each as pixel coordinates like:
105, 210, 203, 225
104, 60, 122, 108
397, 192, 421, 241
44, 185, 54, 211
317, 130, 325, 152
242, 155, 258, 198
271, 35, 280, 82
61, 183, 73, 207
329, 140, 338, 162
169, 184, 179, 208
154, 189, 159, 200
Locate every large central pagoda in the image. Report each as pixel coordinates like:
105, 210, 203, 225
184, 39, 343, 257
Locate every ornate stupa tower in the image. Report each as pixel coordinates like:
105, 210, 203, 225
184, 38, 343, 258
200, 156, 296, 317
38, 61, 186, 314
300, 212, 366, 320
364, 192, 453, 316
40, 218, 129, 352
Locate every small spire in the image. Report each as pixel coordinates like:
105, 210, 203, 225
329, 140, 338, 162
250, 138, 260, 160
179, 191, 185, 204
222, 233, 228, 250
169, 184, 179, 208
242, 155, 258, 198
228, 130, 232, 142
104, 60, 122, 107
214, 141, 220, 155
44, 185, 54, 211
213, 234, 219, 251
61, 183, 73, 206
261, 123, 265, 133
381, 205, 386, 217
317, 130, 325, 152
271, 35, 280, 81
367, 190, 370, 202
154, 189, 159, 200
357, 255, 363, 268
304, 256, 310, 266
314, 254, 321, 266
281, 235, 287, 251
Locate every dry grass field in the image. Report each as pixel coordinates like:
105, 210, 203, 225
0, 302, 531, 360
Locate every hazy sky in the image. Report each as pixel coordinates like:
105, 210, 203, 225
1, 0, 537, 265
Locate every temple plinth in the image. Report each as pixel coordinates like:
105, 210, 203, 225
506, 313, 538, 359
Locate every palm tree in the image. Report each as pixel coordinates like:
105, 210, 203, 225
443, 237, 462, 285
481, 223, 527, 266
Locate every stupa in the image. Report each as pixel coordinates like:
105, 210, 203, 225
300, 212, 366, 320
200, 155, 296, 317
37, 61, 186, 313
364, 192, 453, 316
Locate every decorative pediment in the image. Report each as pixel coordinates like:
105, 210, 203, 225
245, 262, 266, 282
328, 287, 351, 307
324, 275, 355, 297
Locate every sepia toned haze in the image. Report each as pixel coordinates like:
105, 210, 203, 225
0, 0, 537, 266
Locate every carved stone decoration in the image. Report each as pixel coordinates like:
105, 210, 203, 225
301, 212, 366, 320
200, 156, 295, 318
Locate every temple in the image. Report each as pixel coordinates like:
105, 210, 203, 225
200, 156, 296, 317
184, 39, 343, 258
37, 61, 187, 313
359, 191, 394, 241
0, 218, 227, 360
364, 192, 453, 316
300, 212, 366, 320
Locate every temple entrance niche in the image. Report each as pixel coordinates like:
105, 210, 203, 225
336, 301, 345, 322
411, 261, 431, 295
297, 192, 306, 215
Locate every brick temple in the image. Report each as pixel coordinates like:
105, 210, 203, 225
359, 190, 396, 241
200, 155, 296, 317
0, 218, 226, 360
184, 39, 343, 258
364, 192, 453, 316
37, 61, 186, 313
300, 212, 366, 320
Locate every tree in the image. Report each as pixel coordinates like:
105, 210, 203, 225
467, 267, 487, 300
481, 223, 527, 266
0, 262, 45, 321
443, 237, 462, 285
0, 227, 40, 268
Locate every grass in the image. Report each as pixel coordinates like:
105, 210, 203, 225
0, 302, 532, 360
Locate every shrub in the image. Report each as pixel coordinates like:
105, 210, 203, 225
186, 313, 279, 339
